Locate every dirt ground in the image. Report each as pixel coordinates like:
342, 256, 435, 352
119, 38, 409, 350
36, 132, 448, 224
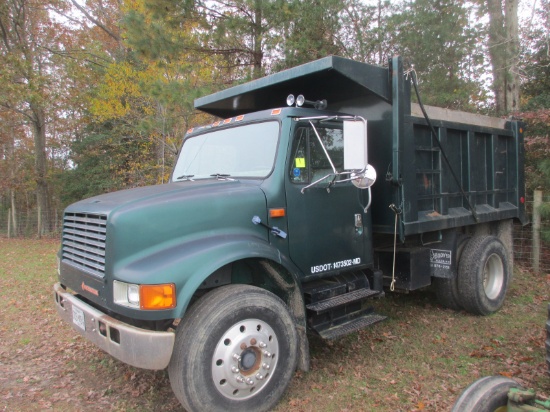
1, 238, 548, 411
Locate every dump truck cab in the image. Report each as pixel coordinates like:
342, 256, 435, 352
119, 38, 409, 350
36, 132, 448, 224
175, 105, 376, 280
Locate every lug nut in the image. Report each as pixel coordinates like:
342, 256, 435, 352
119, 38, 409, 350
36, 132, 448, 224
245, 378, 254, 385
259, 341, 267, 348
231, 366, 240, 373
262, 362, 270, 370
256, 373, 264, 380
233, 353, 242, 361
235, 375, 245, 383
263, 350, 271, 357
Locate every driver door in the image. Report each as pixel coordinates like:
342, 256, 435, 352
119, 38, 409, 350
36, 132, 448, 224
285, 122, 366, 278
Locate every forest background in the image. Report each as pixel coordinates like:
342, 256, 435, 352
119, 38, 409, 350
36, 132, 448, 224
0, 0, 549, 238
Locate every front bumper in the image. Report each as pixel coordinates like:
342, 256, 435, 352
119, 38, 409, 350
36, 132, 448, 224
53, 283, 175, 370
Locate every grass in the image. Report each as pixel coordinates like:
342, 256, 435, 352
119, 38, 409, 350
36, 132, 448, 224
0, 238, 548, 411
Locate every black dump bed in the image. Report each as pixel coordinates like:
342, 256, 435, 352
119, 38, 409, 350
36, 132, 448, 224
195, 56, 526, 239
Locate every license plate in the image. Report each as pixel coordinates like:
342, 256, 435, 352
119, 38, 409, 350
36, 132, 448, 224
72, 305, 85, 331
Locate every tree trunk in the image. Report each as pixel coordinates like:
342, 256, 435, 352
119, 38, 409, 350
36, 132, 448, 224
32, 104, 53, 235
505, 0, 520, 112
7, 133, 18, 235
252, 0, 263, 79
487, 0, 520, 114
487, 0, 507, 114
10, 189, 17, 236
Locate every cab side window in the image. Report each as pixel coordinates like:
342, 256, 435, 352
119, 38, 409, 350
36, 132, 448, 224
289, 124, 344, 184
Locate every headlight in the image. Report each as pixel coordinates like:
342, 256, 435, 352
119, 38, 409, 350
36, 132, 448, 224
127, 284, 140, 305
114, 281, 140, 308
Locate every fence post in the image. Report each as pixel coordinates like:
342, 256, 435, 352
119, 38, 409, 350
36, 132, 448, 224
533, 189, 542, 273
37, 205, 42, 239
7, 208, 11, 238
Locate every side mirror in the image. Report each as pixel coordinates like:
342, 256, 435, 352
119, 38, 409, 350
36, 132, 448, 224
344, 118, 376, 189
343, 119, 368, 170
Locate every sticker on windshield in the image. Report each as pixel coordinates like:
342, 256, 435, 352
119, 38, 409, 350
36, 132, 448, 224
293, 168, 301, 177
295, 158, 306, 168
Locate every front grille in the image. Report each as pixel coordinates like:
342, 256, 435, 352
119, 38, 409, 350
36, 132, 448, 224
62, 212, 107, 278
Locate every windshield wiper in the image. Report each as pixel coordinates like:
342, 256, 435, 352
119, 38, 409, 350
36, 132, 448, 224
176, 174, 194, 181
210, 173, 235, 181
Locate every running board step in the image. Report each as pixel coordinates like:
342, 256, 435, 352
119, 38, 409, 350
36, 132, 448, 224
306, 288, 380, 314
317, 313, 387, 340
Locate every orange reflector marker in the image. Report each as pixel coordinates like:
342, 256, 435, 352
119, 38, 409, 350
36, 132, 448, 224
186, 128, 194, 134
269, 208, 286, 218
271, 108, 282, 115
140, 284, 176, 310
236, 115, 245, 121
212, 121, 221, 127
223, 118, 232, 124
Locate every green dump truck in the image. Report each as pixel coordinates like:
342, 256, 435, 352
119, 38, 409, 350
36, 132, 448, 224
54, 56, 526, 411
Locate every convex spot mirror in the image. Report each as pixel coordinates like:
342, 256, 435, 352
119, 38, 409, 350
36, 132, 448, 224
351, 164, 377, 189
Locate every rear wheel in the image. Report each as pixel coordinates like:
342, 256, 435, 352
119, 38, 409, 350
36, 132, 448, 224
458, 235, 510, 315
451, 376, 518, 412
434, 234, 469, 310
168, 284, 298, 412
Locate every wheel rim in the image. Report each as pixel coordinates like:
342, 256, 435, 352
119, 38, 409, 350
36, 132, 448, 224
212, 318, 279, 400
483, 253, 504, 300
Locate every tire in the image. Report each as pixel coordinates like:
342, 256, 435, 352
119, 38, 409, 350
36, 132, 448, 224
168, 284, 298, 412
451, 376, 518, 412
434, 234, 469, 310
458, 235, 510, 315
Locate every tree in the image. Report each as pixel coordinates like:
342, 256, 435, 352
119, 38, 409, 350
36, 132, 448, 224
387, 0, 484, 110
124, 0, 290, 80
0, 0, 67, 234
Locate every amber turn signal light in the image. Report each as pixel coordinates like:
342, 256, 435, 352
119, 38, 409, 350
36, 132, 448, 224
269, 208, 286, 218
140, 284, 176, 310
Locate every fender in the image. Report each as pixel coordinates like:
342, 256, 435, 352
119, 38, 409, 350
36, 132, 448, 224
114, 233, 305, 321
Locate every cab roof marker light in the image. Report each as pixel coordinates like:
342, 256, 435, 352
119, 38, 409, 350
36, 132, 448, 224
271, 108, 282, 115
186, 128, 194, 134
212, 121, 221, 127
223, 118, 232, 124
236, 115, 245, 121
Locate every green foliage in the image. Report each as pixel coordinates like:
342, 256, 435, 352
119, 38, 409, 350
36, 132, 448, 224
520, 1, 550, 200
388, 0, 485, 110
522, 0, 550, 111
58, 120, 173, 206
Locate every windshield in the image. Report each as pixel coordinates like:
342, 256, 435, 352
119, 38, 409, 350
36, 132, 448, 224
172, 121, 280, 181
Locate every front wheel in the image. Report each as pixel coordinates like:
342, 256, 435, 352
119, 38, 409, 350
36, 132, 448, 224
168, 284, 298, 412
458, 235, 510, 315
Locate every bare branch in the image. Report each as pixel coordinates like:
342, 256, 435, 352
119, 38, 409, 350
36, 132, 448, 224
70, 0, 120, 42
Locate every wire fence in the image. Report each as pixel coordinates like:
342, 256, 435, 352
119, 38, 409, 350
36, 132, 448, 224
1, 196, 550, 274
0, 208, 63, 239
513, 193, 550, 274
